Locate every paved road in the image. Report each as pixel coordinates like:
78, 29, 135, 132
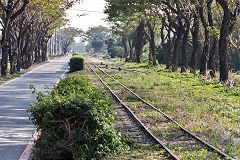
0, 55, 71, 160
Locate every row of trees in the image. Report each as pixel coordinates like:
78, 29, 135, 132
50, 27, 83, 55
0, 0, 75, 77
84, 25, 125, 58
105, 0, 240, 82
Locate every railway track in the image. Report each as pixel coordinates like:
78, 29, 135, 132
86, 62, 235, 160
107, 103, 173, 159
98, 63, 148, 74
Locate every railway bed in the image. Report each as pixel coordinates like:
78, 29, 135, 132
86, 62, 235, 160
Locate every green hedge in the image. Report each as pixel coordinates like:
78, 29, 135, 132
69, 55, 84, 72
29, 75, 126, 159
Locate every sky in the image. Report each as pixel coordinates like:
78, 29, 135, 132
66, 0, 109, 31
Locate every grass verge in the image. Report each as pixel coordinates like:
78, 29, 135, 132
100, 60, 240, 159
0, 72, 22, 83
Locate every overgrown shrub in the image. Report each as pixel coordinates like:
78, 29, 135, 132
69, 55, 84, 72
29, 75, 126, 160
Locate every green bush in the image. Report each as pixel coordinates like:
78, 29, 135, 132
29, 75, 126, 160
69, 55, 84, 72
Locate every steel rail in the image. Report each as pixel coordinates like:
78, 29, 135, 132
86, 62, 180, 160
93, 63, 235, 160
98, 65, 148, 74
98, 62, 148, 74
110, 67, 148, 74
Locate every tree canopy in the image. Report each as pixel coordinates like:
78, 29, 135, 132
0, 0, 76, 77
84, 26, 111, 54
58, 27, 83, 54
104, 0, 240, 82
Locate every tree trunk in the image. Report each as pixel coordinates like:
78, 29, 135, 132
21, 45, 27, 69
1, 29, 10, 77
148, 43, 152, 63
63, 46, 68, 54
219, 24, 229, 82
172, 28, 183, 72
190, 15, 200, 74
199, 29, 210, 75
129, 39, 133, 61
147, 21, 156, 65
198, 0, 211, 76
216, 0, 236, 82
34, 45, 38, 63
0, 0, 29, 76
218, 12, 231, 82
10, 40, 18, 74
49, 37, 53, 57
208, 38, 217, 77
166, 30, 173, 69
181, 22, 190, 73
10, 52, 17, 74
42, 41, 48, 62
21, 36, 30, 69
27, 45, 33, 68
9, 39, 13, 74
161, 19, 167, 67
164, 10, 173, 69
122, 37, 129, 62
17, 45, 21, 72
17, 37, 24, 71
135, 19, 145, 63
207, 0, 217, 77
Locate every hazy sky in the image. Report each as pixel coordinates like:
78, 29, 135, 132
66, 0, 109, 31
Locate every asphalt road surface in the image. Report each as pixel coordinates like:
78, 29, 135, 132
0, 55, 70, 160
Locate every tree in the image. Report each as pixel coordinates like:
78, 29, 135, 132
58, 27, 83, 54
105, 0, 162, 64
105, 0, 240, 82
216, 0, 239, 82
84, 26, 110, 54
0, 0, 29, 76
91, 37, 105, 53
190, 12, 200, 74
0, 0, 74, 77
135, 19, 145, 63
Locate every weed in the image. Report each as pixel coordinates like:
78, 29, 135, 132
0, 72, 22, 83
104, 61, 240, 159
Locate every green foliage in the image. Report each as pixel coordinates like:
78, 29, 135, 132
207, 26, 220, 39
105, 37, 124, 58
91, 37, 105, 53
109, 46, 124, 58
107, 61, 240, 158
156, 45, 164, 64
69, 55, 84, 72
58, 27, 83, 54
83, 26, 110, 54
29, 75, 126, 159
0, 72, 22, 82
